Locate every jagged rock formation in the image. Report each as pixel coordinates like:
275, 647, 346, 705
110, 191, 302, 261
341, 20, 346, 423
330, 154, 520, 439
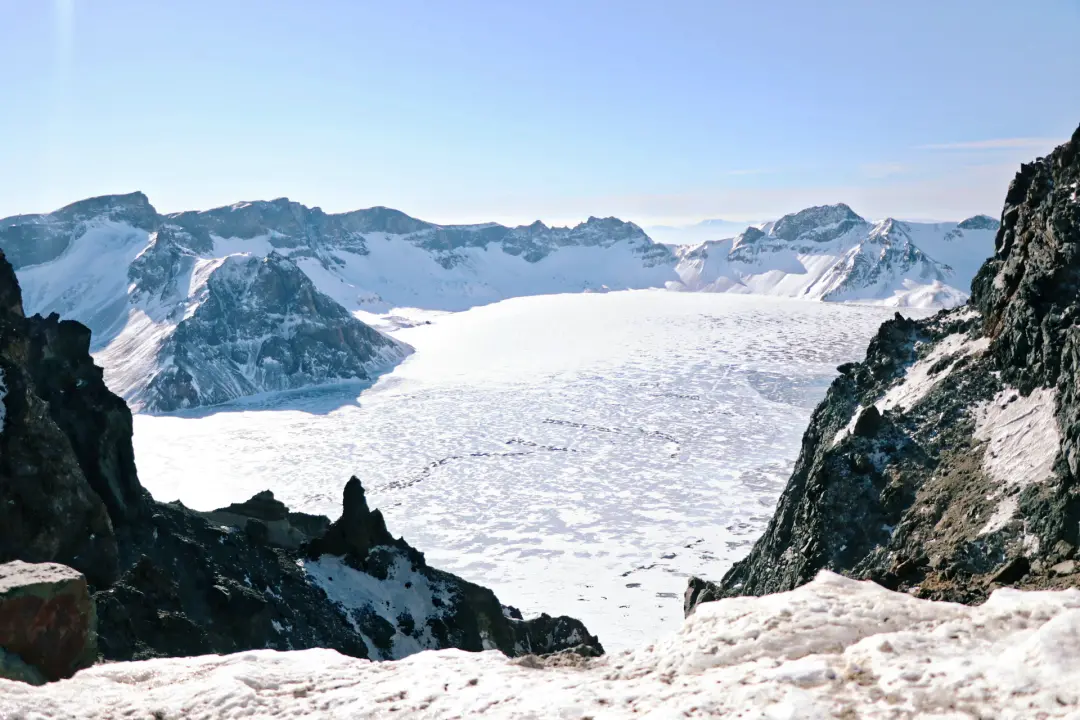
0, 259, 124, 587
0, 250, 600, 665
687, 125, 1080, 613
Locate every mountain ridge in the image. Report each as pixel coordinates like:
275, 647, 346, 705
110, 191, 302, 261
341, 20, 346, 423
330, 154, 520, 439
1, 194, 999, 410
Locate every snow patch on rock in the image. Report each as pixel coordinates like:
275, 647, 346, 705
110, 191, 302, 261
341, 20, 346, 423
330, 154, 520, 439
975, 387, 1060, 488
303, 552, 454, 660
878, 333, 990, 413
5, 571, 1080, 718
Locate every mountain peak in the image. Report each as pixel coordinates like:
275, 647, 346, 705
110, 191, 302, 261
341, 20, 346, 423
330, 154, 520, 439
52, 191, 157, 224
770, 203, 867, 243
957, 214, 1000, 231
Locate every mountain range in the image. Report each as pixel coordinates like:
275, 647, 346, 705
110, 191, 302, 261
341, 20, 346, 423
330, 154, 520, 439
0, 193, 998, 411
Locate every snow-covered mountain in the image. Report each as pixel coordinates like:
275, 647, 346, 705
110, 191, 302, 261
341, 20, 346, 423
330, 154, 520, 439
672, 204, 999, 307
3, 194, 412, 412
0, 193, 997, 410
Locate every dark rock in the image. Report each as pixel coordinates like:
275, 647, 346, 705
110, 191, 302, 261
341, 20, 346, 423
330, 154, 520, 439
989, 557, 1030, 585
304, 477, 402, 565
852, 405, 883, 438
0, 255, 120, 587
0, 648, 46, 685
0, 561, 96, 682
24, 313, 146, 527
216, 490, 289, 522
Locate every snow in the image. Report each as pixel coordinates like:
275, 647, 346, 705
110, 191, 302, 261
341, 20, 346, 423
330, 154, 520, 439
671, 217, 996, 310
833, 330, 991, 446
132, 291, 926, 651
16, 220, 151, 343
975, 387, 1060, 489
5, 571, 1080, 718
303, 553, 454, 660
293, 235, 674, 315
877, 333, 991, 414
970, 387, 1060, 536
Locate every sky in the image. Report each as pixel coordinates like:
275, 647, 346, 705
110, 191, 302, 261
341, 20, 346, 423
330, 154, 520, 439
1, 1, 1078, 229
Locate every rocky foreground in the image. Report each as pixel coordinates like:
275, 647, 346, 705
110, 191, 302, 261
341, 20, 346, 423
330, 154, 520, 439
0, 247, 600, 678
687, 125, 1080, 612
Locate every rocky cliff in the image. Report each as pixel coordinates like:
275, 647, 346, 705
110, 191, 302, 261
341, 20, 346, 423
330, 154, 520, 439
0, 250, 601, 663
687, 125, 1080, 613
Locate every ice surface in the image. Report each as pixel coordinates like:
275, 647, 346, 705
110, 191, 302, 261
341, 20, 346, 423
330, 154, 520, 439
133, 291, 920, 650
5, 571, 1080, 718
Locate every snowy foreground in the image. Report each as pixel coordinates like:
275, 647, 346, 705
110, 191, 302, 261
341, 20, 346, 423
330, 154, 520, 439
133, 292, 919, 651
4, 572, 1079, 718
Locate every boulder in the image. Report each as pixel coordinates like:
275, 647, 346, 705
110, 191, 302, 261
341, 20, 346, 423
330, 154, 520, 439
0, 561, 96, 682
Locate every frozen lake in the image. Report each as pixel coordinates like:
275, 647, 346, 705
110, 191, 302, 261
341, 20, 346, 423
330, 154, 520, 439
133, 290, 924, 651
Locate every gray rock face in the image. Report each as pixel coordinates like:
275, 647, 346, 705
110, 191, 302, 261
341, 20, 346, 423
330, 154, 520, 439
957, 214, 1001, 231
769, 203, 868, 243
686, 125, 1080, 614
139, 252, 410, 412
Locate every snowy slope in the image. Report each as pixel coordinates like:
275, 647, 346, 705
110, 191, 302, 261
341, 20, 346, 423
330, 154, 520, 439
672, 205, 999, 307
0, 194, 997, 409
4, 571, 1079, 718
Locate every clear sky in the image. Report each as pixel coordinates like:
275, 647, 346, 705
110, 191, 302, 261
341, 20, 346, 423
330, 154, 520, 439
2, 1, 1078, 227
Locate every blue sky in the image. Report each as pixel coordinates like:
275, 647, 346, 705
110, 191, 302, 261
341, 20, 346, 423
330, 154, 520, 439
1, 1, 1078, 227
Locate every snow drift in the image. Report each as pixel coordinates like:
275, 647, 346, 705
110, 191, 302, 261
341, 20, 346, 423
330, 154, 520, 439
3, 571, 1078, 718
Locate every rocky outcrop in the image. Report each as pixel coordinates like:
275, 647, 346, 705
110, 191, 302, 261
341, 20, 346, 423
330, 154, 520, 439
198, 490, 329, 549
97, 478, 602, 662
687, 125, 1080, 614
0, 562, 96, 683
296, 478, 603, 660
